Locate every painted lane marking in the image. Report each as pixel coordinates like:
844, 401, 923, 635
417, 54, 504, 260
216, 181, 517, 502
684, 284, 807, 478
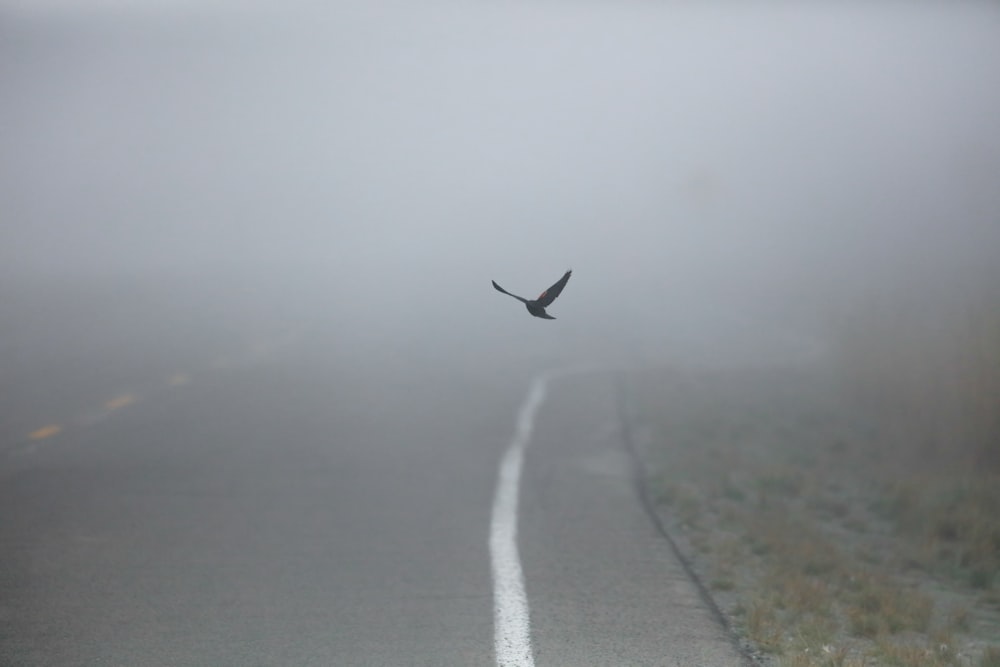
28, 424, 62, 440
7, 333, 303, 459
490, 373, 548, 667
104, 394, 136, 411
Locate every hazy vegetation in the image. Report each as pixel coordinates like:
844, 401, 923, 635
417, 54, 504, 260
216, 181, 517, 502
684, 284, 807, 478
830, 275, 1000, 593
633, 362, 1000, 666
834, 280, 1000, 473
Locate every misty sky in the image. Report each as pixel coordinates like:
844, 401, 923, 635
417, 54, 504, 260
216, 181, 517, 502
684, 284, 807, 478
3, 2, 999, 351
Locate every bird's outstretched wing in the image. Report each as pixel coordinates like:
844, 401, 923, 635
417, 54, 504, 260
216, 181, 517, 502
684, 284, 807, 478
535, 270, 571, 307
492, 280, 528, 303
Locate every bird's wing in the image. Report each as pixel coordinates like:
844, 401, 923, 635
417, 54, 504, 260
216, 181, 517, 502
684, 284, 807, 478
492, 280, 528, 303
535, 270, 571, 307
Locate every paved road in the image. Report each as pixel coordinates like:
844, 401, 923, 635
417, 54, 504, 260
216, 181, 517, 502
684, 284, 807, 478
0, 291, 745, 665
520, 374, 743, 666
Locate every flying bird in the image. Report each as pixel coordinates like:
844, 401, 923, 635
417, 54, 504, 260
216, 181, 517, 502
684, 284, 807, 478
492, 270, 572, 320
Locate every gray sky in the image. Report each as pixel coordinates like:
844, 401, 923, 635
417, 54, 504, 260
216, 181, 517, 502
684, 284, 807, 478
3, 2, 999, 360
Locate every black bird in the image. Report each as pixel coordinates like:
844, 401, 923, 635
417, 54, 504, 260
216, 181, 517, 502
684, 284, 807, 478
492, 270, 572, 320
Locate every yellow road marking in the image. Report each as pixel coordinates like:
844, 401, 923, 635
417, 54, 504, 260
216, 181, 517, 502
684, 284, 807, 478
167, 373, 191, 386
28, 424, 63, 440
104, 394, 136, 411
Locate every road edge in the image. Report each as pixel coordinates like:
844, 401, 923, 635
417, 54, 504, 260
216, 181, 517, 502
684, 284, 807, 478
614, 372, 759, 667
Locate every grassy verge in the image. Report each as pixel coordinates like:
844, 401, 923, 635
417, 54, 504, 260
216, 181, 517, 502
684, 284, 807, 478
631, 367, 1000, 667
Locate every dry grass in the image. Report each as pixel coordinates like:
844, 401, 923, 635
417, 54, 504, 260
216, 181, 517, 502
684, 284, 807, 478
873, 640, 956, 667
776, 645, 863, 667
844, 573, 933, 638
980, 647, 1000, 667
876, 476, 1000, 589
632, 363, 1000, 667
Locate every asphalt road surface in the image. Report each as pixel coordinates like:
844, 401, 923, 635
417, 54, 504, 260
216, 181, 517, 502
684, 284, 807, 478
1, 281, 745, 666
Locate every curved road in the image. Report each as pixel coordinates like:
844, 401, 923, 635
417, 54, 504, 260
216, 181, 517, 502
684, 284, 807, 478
1, 322, 745, 665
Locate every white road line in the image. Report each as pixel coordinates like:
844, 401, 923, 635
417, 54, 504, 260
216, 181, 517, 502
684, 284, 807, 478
490, 373, 548, 667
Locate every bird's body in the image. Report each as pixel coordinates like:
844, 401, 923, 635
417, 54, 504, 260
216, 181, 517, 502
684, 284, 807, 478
492, 270, 571, 320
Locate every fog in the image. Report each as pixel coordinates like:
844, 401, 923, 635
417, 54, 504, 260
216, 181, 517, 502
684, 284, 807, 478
3, 1, 1000, 372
